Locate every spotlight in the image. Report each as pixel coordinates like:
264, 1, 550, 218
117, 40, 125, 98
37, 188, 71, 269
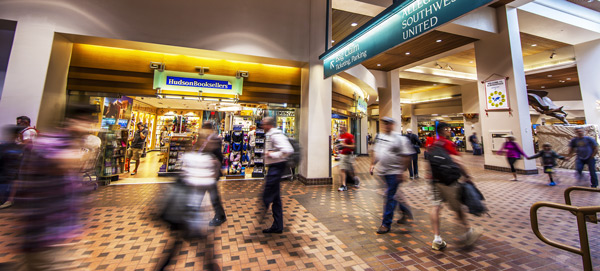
435, 62, 443, 69
549, 51, 556, 59
445, 64, 454, 71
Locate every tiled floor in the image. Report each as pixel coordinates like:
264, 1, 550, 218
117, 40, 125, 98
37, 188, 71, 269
0, 154, 599, 270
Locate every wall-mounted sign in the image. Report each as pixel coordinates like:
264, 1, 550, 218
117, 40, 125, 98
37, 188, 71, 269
484, 79, 510, 110
320, 0, 494, 78
357, 98, 368, 113
153, 70, 243, 95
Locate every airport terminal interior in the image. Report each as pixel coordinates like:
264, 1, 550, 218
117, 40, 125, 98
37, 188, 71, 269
0, 0, 599, 270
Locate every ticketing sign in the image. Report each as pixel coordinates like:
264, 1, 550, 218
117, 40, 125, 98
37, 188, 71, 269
320, 0, 495, 78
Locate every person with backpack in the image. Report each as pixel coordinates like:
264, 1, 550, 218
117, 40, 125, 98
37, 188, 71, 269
0, 125, 24, 209
404, 129, 421, 179
497, 135, 526, 181
261, 117, 294, 234
527, 142, 565, 186
427, 122, 481, 250
369, 117, 415, 234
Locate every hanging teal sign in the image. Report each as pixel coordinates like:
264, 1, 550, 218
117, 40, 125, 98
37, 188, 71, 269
320, 0, 495, 78
153, 70, 243, 95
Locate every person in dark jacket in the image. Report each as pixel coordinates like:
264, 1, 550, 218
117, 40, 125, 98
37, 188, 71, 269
404, 129, 421, 179
200, 121, 227, 226
527, 142, 565, 186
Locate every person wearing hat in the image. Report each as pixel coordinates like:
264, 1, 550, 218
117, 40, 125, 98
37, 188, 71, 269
127, 122, 148, 175
404, 128, 421, 179
497, 134, 526, 181
370, 117, 415, 234
527, 142, 565, 186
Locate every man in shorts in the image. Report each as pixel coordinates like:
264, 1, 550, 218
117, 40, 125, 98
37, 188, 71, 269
127, 122, 147, 175
428, 122, 481, 250
338, 126, 357, 191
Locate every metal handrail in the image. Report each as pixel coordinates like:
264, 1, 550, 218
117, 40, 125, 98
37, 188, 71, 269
530, 198, 600, 271
565, 186, 600, 223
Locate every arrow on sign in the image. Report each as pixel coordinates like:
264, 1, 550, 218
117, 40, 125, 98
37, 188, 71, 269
330, 61, 335, 69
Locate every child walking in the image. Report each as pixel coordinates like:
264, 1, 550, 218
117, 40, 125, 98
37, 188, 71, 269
527, 142, 565, 186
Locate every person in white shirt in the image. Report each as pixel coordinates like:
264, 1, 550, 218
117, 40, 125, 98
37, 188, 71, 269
261, 117, 293, 234
16, 116, 38, 144
369, 117, 415, 234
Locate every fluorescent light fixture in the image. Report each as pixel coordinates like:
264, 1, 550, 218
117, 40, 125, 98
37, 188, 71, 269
405, 52, 410, 55
406, 66, 477, 81
531, 44, 537, 47
165, 95, 182, 99
203, 98, 219, 102
331, 40, 335, 43
436, 39, 442, 43
220, 102, 237, 106
184, 97, 199, 101
351, 22, 358, 27
218, 106, 242, 112
377, 64, 381, 67
221, 98, 235, 103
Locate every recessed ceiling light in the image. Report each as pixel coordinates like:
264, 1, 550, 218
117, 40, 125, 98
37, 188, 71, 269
436, 39, 442, 43
405, 52, 410, 55
377, 64, 381, 67
351, 22, 358, 27
547, 75, 552, 77
566, 78, 571, 80
469, 61, 474, 63
559, 80, 565, 83
433, 84, 438, 86
541, 86, 546, 88
531, 44, 537, 47
331, 40, 335, 43
526, 84, 529, 86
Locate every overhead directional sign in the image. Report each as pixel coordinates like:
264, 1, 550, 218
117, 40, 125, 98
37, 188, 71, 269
320, 0, 495, 78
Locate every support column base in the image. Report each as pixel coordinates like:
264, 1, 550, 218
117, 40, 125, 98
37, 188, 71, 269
297, 174, 332, 186
484, 164, 538, 175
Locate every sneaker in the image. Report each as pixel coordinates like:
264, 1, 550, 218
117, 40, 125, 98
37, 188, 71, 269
353, 177, 360, 188
376, 225, 390, 234
131, 171, 137, 176
462, 228, 482, 247
0, 201, 13, 209
432, 240, 447, 251
414, 175, 420, 179
549, 181, 556, 186
338, 185, 347, 191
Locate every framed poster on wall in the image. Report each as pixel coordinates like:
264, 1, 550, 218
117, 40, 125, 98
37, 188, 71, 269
484, 79, 510, 111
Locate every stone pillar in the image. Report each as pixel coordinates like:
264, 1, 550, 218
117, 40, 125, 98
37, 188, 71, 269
474, 6, 537, 174
574, 39, 600, 128
298, 0, 332, 185
0, 19, 55, 127
461, 82, 482, 152
378, 69, 402, 131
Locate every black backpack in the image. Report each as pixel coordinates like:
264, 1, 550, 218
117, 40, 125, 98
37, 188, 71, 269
460, 182, 488, 216
427, 144, 461, 185
287, 137, 301, 168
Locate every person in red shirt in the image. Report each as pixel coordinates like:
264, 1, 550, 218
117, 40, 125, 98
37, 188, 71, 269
337, 126, 356, 191
427, 122, 481, 251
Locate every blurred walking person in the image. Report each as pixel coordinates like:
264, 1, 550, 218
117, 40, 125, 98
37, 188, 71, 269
158, 124, 223, 271
497, 135, 526, 181
370, 117, 415, 234
568, 127, 599, 188
0, 126, 24, 209
404, 128, 421, 179
261, 117, 293, 234
16, 104, 98, 270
